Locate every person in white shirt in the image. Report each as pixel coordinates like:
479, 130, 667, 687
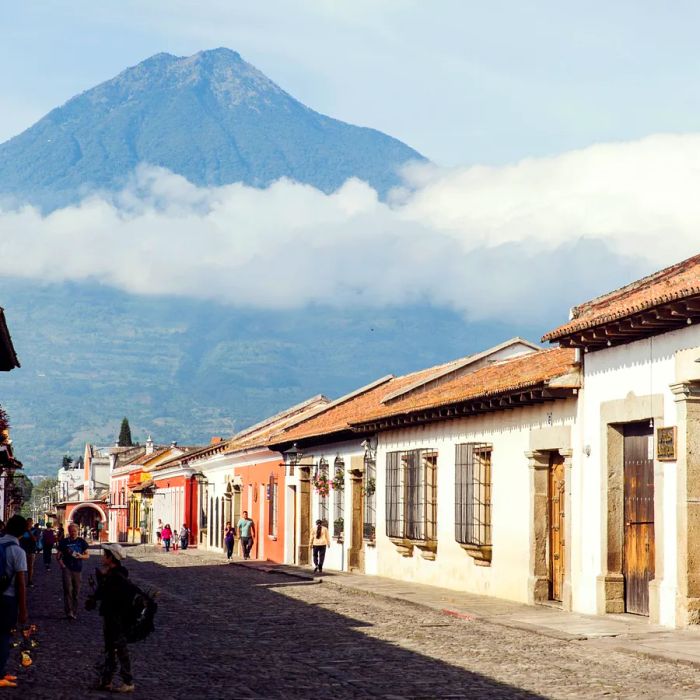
309, 520, 331, 575
0, 515, 29, 689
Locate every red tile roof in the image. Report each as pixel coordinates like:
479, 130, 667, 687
270, 367, 450, 444
543, 253, 700, 342
353, 347, 579, 426
271, 348, 578, 442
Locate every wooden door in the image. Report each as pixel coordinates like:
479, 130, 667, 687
623, 422, 655, 616
548, 453, 566, 602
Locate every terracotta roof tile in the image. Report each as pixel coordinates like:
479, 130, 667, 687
271, 359, 500, 444
543, 253, 700, 342
351, 347, 578, 426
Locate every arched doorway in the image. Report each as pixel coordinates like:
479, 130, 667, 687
70, 504, 107, 542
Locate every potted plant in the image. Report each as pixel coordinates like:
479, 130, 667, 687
331, 468, 345, 492
362, 476, 376, 498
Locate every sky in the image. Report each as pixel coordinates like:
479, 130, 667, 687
0, 1, 699, 321
2, 1, 700, 166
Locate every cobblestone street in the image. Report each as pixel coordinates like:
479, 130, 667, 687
10, 547, 700, 699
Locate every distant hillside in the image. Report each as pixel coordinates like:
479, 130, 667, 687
0, 279, 543, 474
0, 48, 424, 209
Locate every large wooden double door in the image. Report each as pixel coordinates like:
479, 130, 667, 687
623, 422, 655, 616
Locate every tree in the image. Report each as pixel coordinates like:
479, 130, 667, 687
61, 454, 73, 470
118, 417, 133, 447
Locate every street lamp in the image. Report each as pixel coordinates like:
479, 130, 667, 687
361, 437, 378, 462
282, 443, 302, 475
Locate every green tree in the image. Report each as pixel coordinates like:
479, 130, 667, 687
118, 417, 133, 447
16, 474, 34, 517
61, 454, 73, 470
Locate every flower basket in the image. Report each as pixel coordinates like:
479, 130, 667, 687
331, 468, 345, 492
362, 477, 376, 498
312, 472, 330, 497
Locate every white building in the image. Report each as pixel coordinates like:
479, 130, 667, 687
271, 338, 557, 582
543, 252, 700, 627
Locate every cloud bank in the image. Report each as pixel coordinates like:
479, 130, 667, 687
2, 133, 697, 322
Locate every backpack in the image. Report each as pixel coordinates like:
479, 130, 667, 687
0, 541, 19, 593
123, 581, 158, 643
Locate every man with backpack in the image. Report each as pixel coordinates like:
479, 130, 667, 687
0, 515, 29, 689
85, 543, 135, 693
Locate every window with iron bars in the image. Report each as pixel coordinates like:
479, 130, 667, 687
363, 454, 376, 540
455, 443, 492, 547
386, 449, 438, 542
268, 474, 278, 538
332, 457, 345, 538
318, 458, 329, 525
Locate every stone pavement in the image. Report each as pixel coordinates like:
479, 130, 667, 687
11, 544, 700, 699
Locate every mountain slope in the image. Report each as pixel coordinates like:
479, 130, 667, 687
0, 48, 424, 209
0, 279, 543, 474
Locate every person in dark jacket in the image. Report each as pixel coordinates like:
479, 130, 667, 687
86, 543, 135, 693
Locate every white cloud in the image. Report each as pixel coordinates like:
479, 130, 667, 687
2, 133, 697, 322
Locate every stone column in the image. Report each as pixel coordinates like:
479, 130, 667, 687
526, 450, 550, 604
298, 466, 311, 566
672, 381, 700, 626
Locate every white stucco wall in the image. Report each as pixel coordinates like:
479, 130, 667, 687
374, 401, 577, 603
284, 438, 373, 573
577, 324, 700, 626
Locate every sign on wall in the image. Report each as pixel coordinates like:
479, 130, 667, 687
657, 426, 677, 461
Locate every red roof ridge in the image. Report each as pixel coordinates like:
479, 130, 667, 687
352, 347, 579, 426
543, 252, 700, 342
381, 337, 541, 404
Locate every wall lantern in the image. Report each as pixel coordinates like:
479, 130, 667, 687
282, 443, 301, 468
361, 436, 378, 462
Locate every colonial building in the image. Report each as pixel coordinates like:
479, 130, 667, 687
350, 347, 579, 605
270, 338, 555, 581
543, 252, 700, 627
189, 395, 328, 558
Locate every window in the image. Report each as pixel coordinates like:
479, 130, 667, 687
386, 449, 437, 542
268, 474, 278, 538
455, 443, 492, 548
363, 454, 376, 540
332, 457, 345, 538
317, 458, 329, 524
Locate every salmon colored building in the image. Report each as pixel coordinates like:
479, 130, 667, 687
190, 396, 329, 560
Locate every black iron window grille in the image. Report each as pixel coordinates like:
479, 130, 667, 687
332, 457, 344, 538
268, 474, 278, 537
385, 449, 438, 542
318, 458, 329, 525
363, 454, 376, 540
455, 443, 492, 547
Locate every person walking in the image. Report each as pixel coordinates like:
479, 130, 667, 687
86, 543, 135, 693
57, 523, 89, 619
237, 512, 255, 560
155, 519, 163, 547
0, 515, 29, 689
223, 522, 235, 561
42, 524, 56, 571
19, 518, 37, 589
161, 524, 172, 553
309, 519, 331, 575
179, 524, 190, 551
